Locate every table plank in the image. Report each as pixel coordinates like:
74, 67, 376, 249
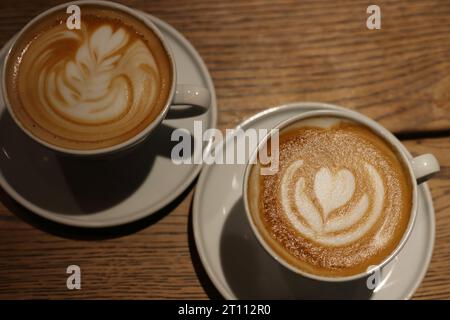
0, 189, 212, 299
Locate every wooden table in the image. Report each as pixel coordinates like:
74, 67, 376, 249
0, 0, 449, 299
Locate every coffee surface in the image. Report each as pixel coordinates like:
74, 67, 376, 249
5, 5, 172, 150
247, 117, 412, 277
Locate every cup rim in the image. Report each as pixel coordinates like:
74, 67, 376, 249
1, 0, 177, 156
243, 108, 418, 283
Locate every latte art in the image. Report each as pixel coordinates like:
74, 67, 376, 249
247, 118, 413, 277
34, 23, 159, 126
38, 24, 159, 125
280, 161, 384, 246
5, 6, 172, 150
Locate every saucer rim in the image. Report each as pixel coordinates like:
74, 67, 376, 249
192, 101, 435, 300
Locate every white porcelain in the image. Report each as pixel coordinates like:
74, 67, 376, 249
193, 102, 435, 299
1, 0, 211, 156
411, 154, 441, 183
243, 108, 439, 282
0, 12, 217, 227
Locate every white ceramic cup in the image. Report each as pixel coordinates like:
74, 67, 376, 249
243, 108, 440, 282
1, 0, 210, 156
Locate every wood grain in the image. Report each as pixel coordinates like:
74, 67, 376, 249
0, 0, 449, 299
404, 138, 450, 300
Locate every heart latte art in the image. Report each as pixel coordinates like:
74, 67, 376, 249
247, 118, 412, 277
5, 6, 172, 150
281, 161, 384, 247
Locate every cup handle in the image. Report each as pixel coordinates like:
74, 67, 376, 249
411, 154, 440, 184
172, 84, 210, 110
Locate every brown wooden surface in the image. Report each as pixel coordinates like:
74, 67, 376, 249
0, 0, 449, 299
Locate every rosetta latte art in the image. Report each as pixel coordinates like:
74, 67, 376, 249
5, 7, 173, 150
33, 23, 159, 125
280, 161, 384, 246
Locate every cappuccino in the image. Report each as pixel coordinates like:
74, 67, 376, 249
4, 4, 172, 150
247, 117, 413, 277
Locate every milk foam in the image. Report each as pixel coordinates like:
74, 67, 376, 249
314, 167, 355, 218
250, 119, 413, 276
6, 7, 172, 150
36, 24, 158, 124
280, 160, 384, 246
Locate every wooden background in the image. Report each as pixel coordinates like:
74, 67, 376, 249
0, 0, 449, 299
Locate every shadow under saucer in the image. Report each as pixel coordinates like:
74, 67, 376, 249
0, 109, 196, 238
220, 198, 374, 299
0, 111, 193, 215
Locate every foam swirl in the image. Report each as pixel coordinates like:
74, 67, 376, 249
248, 119, 413, 277
35, 23, 158, 126
280, 161, 384, 246
6, 8, 172, 150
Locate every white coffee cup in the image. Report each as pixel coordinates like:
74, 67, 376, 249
1, 0, 210, 156
243, 107, 440, 282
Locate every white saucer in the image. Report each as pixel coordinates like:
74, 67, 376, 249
0, 13, 217, 228
193, 102, 435, 299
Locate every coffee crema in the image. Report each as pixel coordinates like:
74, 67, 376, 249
5, 5, 172, 150
247, 117, 413, 277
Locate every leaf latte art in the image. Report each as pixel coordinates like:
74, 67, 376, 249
31, 23, 159, 126
5, 6, 172, 150
247, 118, 413, 277
39, 25, 158, 125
